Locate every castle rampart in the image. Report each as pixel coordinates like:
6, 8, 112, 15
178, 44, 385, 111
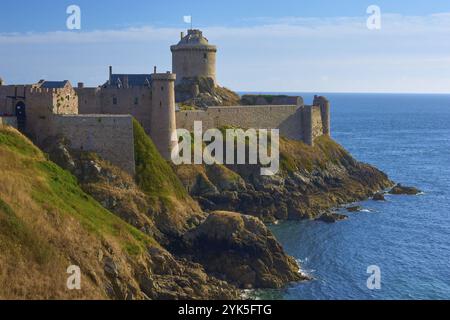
48, 114, 136, 175
176, 104, 328, 145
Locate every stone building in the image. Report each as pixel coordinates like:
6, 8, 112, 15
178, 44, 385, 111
0, 28, 331, 175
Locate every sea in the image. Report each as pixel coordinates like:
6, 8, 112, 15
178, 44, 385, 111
248, 93, 450, 300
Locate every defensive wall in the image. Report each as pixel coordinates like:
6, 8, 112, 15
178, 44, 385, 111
48, 114, 136, 175
176, 104, 329, 143
76, 86, 153, 132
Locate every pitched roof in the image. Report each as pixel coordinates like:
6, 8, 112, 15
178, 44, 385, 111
39, 80, 70, 89
109, 74, 152, 87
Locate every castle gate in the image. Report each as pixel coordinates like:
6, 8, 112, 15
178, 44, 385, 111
15, 101, 26, 131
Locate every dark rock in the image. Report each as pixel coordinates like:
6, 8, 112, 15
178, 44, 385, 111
317, 213, 348, 223
346, 206, 363, 212
182, 211, 309, 289
175, 77, 240, 109
373, 192, 386, 201
174, 137, 395, 223
104, 257, 119, 278
389, 184, 421, 195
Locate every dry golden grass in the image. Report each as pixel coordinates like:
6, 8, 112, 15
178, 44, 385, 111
0, 126, 157, 300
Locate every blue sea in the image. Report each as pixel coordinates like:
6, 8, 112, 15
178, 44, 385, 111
254, 93, 450, 300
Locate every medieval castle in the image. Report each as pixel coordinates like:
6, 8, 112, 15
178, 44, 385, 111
0, 29, 331, 175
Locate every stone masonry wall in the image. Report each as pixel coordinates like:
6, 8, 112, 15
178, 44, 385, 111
48, 115, 136, 175
311, 105, 324, 141
76, 87, 152, 134
176, 105, 304, 140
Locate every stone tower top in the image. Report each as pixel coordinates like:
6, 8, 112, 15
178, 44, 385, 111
171, 29, 217, 85
172, 29, 216, 50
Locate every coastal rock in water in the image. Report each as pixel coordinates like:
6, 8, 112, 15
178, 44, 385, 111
182, 211, 308, 289
373, 192, 386, 201
346, 206, 363, 212
389, 184, 421, 195
317, 213, 348, 223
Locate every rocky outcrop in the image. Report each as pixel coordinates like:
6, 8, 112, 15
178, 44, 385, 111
373, 192, 386, 201
174, 136, 394, 223
42, 136, 164, 241
317, 213, 348, 223
181, 211, 308, 289
389, 184, 422, 195
175, 77, 241, 109
346, 206, 363, 213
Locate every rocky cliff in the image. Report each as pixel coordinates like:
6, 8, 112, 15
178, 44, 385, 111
0, 125, 237, 300
175, 77, 241, 109
0, 120, 301, 299
0, 121, 396, 299
174, 135, 394, 222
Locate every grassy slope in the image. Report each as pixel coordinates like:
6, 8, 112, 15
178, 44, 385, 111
0, 125, 157, 299
132, 119, 203, 236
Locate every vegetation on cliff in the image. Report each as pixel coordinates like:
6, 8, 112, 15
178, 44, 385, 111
0, 125, 238, 299
132, 119, 204, 237
1, 123, 305, 298
174, 135, 394, 222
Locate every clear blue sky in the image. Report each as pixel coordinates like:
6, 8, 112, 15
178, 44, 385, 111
1, 0, 450, 93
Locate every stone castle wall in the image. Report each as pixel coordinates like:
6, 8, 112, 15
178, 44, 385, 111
311, 105, 324, 141
0, 85, 30, 115
48, 114, 136, 175
176, 104, 327, 143
0, 85, 78, 142
76, 87, 153, 133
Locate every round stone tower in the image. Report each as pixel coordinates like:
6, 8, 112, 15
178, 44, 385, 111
150, 72, 177, 159
171, 29, 217, 85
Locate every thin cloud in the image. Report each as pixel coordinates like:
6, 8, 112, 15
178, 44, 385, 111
1, 12, 450, 93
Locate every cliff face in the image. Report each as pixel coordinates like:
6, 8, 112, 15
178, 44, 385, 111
0, 121, 394, 299
24, 120, 302, 298
0, 125, 237, 300
174, 136, 394, 222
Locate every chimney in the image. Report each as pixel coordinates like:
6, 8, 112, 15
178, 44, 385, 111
77, 82, 84, 89
123, 75, 129, 88
154, 66, 157, 74
181, 31, 184, 40
109, 66, 113, 82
